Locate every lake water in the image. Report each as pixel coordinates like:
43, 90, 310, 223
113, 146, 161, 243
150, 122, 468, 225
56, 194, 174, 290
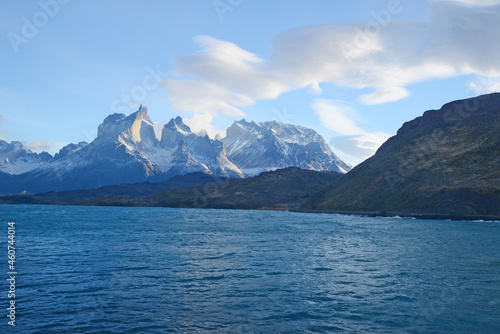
1, 205, 499, 333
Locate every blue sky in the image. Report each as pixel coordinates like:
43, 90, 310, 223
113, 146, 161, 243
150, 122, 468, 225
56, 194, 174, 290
1, 0, 500, 165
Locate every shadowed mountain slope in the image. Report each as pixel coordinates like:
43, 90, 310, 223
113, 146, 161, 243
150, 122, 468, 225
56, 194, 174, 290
301, 93, 500, 220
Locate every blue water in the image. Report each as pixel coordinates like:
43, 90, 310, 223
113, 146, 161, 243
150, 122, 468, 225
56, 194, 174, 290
0, 205, 499, 333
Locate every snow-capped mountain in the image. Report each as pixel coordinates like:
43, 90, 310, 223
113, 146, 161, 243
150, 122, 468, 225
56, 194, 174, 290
95, 106, 242, 180
0, 140, 52, 175
7, 107, 164, 193
223, 119, 351, 176
53, 142, 88, 160
1, 106, 243, 193
0, 106, 350, 194
155, 116, 243, 178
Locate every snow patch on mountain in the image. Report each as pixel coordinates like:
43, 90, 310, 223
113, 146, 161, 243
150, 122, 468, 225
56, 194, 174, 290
223, 119, 351, 176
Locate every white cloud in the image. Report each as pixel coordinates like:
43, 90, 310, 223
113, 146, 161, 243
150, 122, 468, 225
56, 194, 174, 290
359, 87, 411, 105
468, 75, 500, 94
161, 1, 500, 138
175, 36, 289, 100
435, 0, 500, 6
313, 99, 391, 160
183, 113, 225, 139
26, 140, 50, 151
161, 80, 251, 116
153, 122, 165, 140
312, 99, 363, 135
330, 133, 390, 160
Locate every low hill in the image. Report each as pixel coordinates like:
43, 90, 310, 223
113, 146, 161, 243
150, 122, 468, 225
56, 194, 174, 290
143, 167, 340, 210
0, 172, 227, 206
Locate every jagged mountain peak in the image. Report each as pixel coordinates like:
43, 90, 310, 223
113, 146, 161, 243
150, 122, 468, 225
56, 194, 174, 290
235, 119, 259, 128
128, 104, 151, 123
53, 141, 88, 160
3, 140, 24, 150
0, 140, 53, 175
226, 119, 263, 140
164, 116, 191, 134
196, 129, 210, 138
260, 120, 323, 144
98, 105, 153, 140
102, 113, 126, 124
263, 120, 282, 126
160, 117, 194, 149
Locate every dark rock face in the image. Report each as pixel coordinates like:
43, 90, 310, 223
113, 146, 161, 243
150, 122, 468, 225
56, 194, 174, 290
302, 93, 500, 218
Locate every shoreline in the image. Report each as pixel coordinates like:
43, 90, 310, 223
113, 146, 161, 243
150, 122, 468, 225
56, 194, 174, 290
290, 208, 500, 222
1, 201, 499, 222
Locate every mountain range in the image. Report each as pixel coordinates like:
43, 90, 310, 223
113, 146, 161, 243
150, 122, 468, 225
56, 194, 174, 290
1, 93, 499, 220
0, 105, 349, 194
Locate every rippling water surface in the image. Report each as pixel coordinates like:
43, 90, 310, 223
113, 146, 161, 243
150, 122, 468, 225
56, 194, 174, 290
1, 205, 499, 333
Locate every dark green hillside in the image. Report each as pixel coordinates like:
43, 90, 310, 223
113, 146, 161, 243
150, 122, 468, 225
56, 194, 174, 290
0, 167, 339, 210
146, 167, 340, 210
0, 172, 227, 206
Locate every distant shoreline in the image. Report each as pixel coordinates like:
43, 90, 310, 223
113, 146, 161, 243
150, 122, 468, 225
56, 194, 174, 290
2, 201, 499, 222
290, 208, 500, 222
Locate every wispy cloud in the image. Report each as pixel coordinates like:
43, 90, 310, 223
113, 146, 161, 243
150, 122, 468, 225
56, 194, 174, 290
153, 122, 165, 140
468, 75, 500, 95
183, 113, 225, 139
437, 0, 500, 5
161, 0, 500, 134
313, 99, 390, 160
25, 140, 67, 155
313, 100, 363, 136
162, 79, 251, 116
329, 133, 389, 161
